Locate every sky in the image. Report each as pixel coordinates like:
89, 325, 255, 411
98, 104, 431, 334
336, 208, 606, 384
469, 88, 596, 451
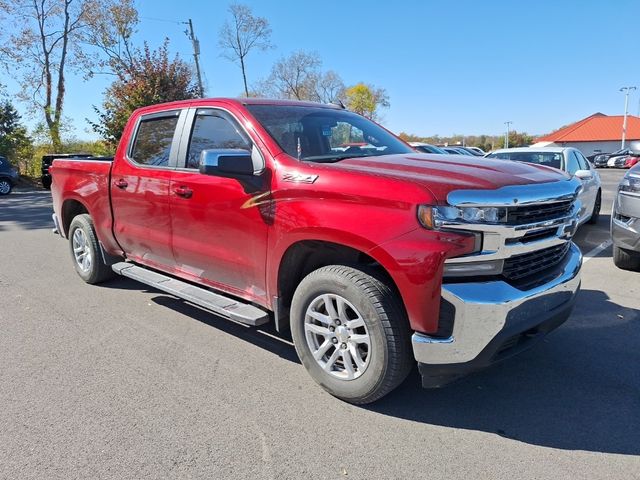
3, 0, 640, 140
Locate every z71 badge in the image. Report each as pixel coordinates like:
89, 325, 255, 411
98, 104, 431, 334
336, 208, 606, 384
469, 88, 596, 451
282, 173, 319, 184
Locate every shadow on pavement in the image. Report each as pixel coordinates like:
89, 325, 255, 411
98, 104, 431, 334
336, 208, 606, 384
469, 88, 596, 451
99, 276, 300, 365
0, 190, 53, 231
573, 214, 612, 257
368, 288, 640, 455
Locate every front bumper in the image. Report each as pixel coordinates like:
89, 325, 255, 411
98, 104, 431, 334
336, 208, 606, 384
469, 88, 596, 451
413, 242, 582, 387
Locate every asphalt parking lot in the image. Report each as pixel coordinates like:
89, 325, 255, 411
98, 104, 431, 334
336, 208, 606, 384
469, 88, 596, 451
1, 169, 638, 479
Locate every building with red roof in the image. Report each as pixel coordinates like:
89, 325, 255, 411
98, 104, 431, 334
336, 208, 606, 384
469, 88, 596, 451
533, 113, 640, 156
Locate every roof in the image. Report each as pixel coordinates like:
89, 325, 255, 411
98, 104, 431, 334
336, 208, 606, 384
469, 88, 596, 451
537, 113, 640, 142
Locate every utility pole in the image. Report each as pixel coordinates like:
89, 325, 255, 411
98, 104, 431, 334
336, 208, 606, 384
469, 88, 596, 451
184, 19, 204, 97
620, 86, 636, 149
504, 121, 513, 148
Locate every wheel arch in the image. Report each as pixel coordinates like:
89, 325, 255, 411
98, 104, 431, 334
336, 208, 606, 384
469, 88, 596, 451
274, 239, 405, 331
61, 198, 89, 237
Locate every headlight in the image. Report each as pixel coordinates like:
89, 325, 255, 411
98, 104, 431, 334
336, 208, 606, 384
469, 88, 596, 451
418, 205, 507, 229
619, 174, 640, 195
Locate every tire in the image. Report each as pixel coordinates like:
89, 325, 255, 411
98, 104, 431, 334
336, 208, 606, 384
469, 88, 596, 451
587, 190, 601, 224
0, 179, 12, 195
290, 265, 412, 404
613, 246, 640, 272
68, 214, 114, 284
42, 176, 52, 190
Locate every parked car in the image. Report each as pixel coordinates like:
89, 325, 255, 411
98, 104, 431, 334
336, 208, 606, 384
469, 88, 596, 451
41, 153, 93, 189
408, 142, 446, 154
464, 146, 487, 156
593, 148, 639, 168
486, 147, 601, 225
0, 155, 19, 195
623, 156, 640, 168
611, 163, 640, 271
50, 98, 583, 403
442, 147, 471, 155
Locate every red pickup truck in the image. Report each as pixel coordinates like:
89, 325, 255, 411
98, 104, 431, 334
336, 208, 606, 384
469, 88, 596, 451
50, 98, 583, 403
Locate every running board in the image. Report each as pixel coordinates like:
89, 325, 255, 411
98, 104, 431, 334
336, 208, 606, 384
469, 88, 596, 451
112, 262, 269, 326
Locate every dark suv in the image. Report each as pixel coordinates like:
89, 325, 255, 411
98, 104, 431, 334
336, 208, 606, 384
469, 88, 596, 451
0, 156, 19, 195
41, 153, 92, 189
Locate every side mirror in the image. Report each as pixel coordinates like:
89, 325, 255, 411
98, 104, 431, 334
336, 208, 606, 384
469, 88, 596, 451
199, 149, 255, 177
574, 169, 593, 181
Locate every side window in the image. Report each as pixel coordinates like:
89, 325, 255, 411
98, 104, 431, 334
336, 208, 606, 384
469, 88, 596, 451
130, 115, 179, 167
576, 151, 590, 170
186, 113, 251, 169
566, 151, 581, 175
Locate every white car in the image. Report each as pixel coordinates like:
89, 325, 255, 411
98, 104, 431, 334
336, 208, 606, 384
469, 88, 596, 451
486, 147, 602, 226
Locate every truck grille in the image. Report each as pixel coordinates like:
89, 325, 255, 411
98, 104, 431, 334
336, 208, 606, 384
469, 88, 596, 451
502, 242, 571, 281
507, 200, 573, 225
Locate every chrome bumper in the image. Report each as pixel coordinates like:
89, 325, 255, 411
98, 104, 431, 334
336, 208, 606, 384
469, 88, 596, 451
412, 242, 582, 365
52, 213, 62, 236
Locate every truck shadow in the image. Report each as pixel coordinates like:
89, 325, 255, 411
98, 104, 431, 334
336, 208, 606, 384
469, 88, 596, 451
367, 288, 640, 455
573, 214, 613, 258
100, 279, 638, 455
0, 190, 53, 231
100, 276, 300, 365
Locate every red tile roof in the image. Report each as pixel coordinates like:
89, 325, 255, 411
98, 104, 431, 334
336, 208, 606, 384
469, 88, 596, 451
537, 113, 640, 142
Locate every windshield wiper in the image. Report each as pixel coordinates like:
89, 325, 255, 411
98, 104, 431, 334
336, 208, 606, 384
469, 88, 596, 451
301, 154, 362, 163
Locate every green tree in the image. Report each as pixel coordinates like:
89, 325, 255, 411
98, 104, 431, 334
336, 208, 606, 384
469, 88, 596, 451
90, 41, 199, 146
0, 100, 32, 172
344, 83, 390, 121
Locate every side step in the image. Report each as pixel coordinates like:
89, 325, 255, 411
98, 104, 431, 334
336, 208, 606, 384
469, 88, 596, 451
112, 262, 269, 326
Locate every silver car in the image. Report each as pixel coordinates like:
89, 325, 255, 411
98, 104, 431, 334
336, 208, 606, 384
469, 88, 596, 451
486, 147, 602, 225
611, 163, 640, 270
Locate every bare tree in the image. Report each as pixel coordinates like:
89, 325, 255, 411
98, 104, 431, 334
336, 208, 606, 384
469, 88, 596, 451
219, 3, 272, 97
257, 50, 345, 103
0, 0, 94, 150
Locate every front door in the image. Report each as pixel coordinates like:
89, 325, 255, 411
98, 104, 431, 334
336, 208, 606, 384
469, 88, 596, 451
111, 110, 184, 269
169, 108, 271, 305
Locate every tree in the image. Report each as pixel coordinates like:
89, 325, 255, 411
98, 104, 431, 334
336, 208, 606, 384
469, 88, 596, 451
344, 83, 390, 121
90, 41, 199, 146
0, 0, 127, 151
0, 0, 90, 151
257, 50, 345, 103
219, 3, 273, 97
0, 100, 33, 174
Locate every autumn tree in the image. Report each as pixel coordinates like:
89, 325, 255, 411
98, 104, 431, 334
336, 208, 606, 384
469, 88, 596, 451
90, 41, 199, 147
0, 0, 129, 151
344, 83, 390, 121
219, 3, 273, 97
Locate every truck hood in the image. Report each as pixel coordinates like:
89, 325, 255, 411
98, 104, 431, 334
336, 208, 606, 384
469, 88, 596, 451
334, 154, 570, 202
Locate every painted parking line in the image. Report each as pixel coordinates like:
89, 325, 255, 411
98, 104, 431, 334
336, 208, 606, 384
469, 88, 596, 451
582, 239, 613, 263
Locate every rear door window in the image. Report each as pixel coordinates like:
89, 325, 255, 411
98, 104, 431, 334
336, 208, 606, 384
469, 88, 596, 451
130, 115, 180, 167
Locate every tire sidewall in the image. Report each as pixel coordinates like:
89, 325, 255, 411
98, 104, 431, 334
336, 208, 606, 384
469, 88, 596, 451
290, 268, 389, 401
69, 215, 100, 283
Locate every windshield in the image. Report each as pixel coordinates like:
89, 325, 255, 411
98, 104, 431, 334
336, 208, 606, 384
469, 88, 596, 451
246, 105, 413, 162
487, 151, 563, 169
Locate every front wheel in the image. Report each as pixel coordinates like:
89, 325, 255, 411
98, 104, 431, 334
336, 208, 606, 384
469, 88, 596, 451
68, 214, 114, 284
290, 265, 412, 404
587, 190, 601, 224
613, 246, 640, 271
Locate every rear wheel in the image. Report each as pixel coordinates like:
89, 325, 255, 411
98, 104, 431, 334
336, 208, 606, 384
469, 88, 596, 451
0, 179, 12, 195
290, 265, 412, 404
613, 246, 640, 271
587, 190, 601, 224
68, 214, 114, 284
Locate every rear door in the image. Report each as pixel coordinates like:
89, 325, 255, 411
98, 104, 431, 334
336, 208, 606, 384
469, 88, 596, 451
111, 109, 186, 270
168, 107, 270, 304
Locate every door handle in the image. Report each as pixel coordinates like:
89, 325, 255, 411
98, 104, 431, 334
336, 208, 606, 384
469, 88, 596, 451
114, 179, 128, 189
174, 186, 193, 199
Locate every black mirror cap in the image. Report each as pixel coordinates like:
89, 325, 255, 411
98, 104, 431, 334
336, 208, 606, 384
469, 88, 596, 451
199, 149, 255, 177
